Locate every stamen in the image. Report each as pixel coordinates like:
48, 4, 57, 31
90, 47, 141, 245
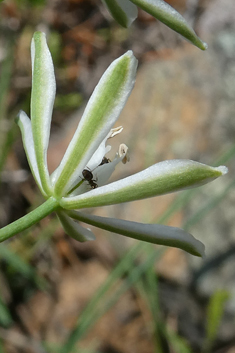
119, 144, 130, 164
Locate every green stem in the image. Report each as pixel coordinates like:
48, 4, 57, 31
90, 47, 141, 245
0, 197, 60, 243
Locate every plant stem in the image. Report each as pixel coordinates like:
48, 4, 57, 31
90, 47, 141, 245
0, 197, 60, 243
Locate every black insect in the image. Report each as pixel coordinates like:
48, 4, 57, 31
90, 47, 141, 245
82, 169, 98, 189
82, 156, 111, 190
99, 156, 111, 166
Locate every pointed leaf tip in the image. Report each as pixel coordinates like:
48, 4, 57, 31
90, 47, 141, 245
61, 160, 228, 210
53, 50, 137, 196
66, 210, 206, 257
31, 31, 55, 195
128, 0, 207, 50
215, 165, 228, 176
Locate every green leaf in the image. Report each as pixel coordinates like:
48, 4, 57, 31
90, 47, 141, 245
61, 160, 227, 210
53, 51, 137, 197
17, 111, 46, 196
57, 211, 95, 242
67, 210, 205, 257
129, 0, 207, 50
101, 0, 138, 28
31, 31, 56, 195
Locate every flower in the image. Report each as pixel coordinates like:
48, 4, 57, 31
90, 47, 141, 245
101, 0, 207, 50
2, 31, 227, 257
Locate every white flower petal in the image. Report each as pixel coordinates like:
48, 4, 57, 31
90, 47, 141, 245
102, 0, 138, 28
105, 145, 112, 154
66, 210, 205, 257
93, 145, 128, 187
61, 160, 227, 209
69, 143, 128, 196
129, 0, 207, 50
57, 211, 95, 242
94, 161, 119, 187
16, 110, 46, 196
52, 51, 138, 197
31, 32, 56, 194
66, 156, 123, 197
85, 135, 108, 171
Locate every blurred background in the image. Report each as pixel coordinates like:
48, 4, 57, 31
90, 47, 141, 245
0, 0, 235, 352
